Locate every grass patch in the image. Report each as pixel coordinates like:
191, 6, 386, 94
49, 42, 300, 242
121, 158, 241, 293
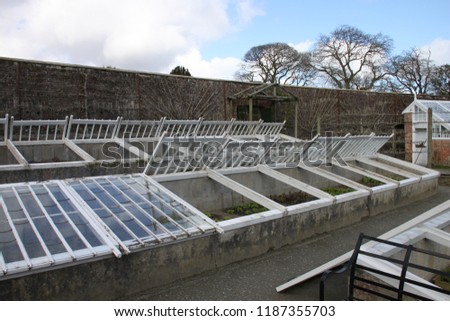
382, 173, 405, 181
437, 267, 450, 283
201, 191, 318, 221
203, 202, 267, 222
360, 176, 384, 187
321, 186, 354, 196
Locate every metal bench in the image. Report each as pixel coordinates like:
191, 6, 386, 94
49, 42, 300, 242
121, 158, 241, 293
320, 233, 450, 301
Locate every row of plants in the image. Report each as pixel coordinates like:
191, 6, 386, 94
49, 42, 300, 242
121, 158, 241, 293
205, 181, 391, 221
268, 190, 316, 206
360, 176, 384, 187
203, 190, 318, 222
321, 186, 354, 196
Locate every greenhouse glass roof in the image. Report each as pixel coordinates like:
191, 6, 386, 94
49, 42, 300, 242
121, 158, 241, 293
420, 100, 450, 123
0, 174, 219, 277
403, 99, 450, 129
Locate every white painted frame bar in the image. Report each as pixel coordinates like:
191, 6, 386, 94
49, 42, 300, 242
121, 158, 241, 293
143, 132, 167, 175
26, 185, 76, 260
113, 177, 178, 240
142, 175, 222, 233
0, 249, 6, 275
57, 181, 124, 256
257, 165, 333, 200
6, 139, 28, 166
125, 176, 194, 236
104, 177, 174, 243
66, 116, 120, 141
0, 195, 32, 270
206, 168, 286, 213
76, 180, 146, 247
41, 184, 99, 257
9, 117, 69, 142
11, 187, 55, 264
297, 163, 370, 193
134, 177, 207, 234
64, 138, 96, 162
117, 177, 188, 239
356, 157, 421, 179
88, 179, 162, 243
376, 153, 439, 177
0, 114, 8, 144
332, 161, 398, 187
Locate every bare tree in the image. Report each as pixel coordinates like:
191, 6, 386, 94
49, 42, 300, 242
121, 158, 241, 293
390, 48, 434, 94
141, 75, 222, 119
312, 25, 393, 90
296, 89, 337, 138
431, 64, 450, 96
237, 42, 316, 85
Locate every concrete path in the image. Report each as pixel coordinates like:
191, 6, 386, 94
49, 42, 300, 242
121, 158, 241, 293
129, 183, 450, 301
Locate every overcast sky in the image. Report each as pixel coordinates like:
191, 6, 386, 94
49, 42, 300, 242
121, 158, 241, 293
1, 0, 449, 80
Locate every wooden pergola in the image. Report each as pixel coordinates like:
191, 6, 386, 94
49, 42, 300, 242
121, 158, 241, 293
227, 83, 300, 137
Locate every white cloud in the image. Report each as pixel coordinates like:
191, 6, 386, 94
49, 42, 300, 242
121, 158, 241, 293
291, 40, 315, 53
0, 0, 260, 76
422, 38, 450, 65
172, 48, 242, 80
235, 0, 265, 25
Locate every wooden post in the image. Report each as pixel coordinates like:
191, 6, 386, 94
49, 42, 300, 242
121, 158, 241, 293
249, 98, 253, 121
427, 108, 433, 168
294, 102, 298, 138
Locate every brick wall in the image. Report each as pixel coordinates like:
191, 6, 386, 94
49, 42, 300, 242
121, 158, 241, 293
0, 57, 413, 140
433, 139, 450, 166
404, 113, 413, 162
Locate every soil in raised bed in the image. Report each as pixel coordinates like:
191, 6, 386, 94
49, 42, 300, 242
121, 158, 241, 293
202, 190, 317, 222
321, 185, 354, 196
359, 176, 384, 187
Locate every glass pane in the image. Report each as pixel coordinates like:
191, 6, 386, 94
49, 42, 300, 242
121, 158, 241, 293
32, 217, 66, 254
17, 190, 44, 218
2, 194, 23, 215
101, 216, 133, 241
13, 219, 46, 259
67, 213, 102, 247
0, 207, 24, 263
124, 205, 164, 234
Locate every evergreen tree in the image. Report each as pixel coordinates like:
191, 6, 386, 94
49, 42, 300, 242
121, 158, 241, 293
170, 66, 192, 76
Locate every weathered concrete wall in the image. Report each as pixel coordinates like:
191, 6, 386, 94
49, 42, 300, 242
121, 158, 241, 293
0, 146, 19, 165
161, 175, 253, 212
159, 169, 345, 213
0, 162, 144, 184
276, 167, 347, 189
0, 57, 413, 140
16, 144, 83, 163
